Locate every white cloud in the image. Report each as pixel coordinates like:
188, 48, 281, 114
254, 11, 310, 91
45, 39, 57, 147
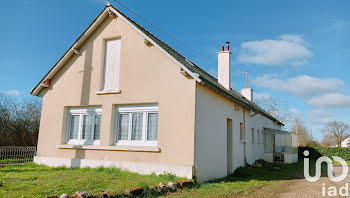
253, 75, 344, 98
307, 109, 334, 118
0, 90, 20, 96
288, 108, 334, 125
254, 92, 271, 100
307, 93, 350, 108
237, 34, 312, 66
304, 109, 335, 125
253, 74, 350, 108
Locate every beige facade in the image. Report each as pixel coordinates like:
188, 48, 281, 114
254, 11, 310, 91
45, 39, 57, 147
32, 5, 291, 181
35, 11, 197, 177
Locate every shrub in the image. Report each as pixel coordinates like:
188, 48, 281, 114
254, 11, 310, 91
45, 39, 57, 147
299, 146, 350, 161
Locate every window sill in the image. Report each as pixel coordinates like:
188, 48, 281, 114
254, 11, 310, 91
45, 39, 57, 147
57, 144, 160, 152
96, 90, 121, 95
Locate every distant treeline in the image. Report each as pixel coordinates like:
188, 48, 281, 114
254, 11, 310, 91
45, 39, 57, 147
0, 96, 41, 146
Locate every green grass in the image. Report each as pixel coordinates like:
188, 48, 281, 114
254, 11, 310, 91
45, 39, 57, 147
0, 163, 181, 198
0, 160, 325, 198
0, 158, 33, 164
163, 161, 309, 198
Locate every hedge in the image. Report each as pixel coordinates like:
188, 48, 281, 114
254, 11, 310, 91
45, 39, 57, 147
299, 146, 350, 161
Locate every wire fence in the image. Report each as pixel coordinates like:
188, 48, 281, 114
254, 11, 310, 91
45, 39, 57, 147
0, 146, 36, 166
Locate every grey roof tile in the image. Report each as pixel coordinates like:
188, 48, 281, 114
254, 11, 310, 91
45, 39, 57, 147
110, 5, 283, 125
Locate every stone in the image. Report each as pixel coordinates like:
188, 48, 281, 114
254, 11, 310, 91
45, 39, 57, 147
176, 180, 194, 189
45, 196, 58, 198
59, 193, 69, 198
167, 182, 177, 191
149, 186, 159, 191
95, 192, 105, 198
159, 182, 167, 190
72, 191, 90, 198
125, 187, 144, 196
103, 190, 115, 197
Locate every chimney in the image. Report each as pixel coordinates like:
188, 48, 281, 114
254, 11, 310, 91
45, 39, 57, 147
241, 71, 253, 101
241, 88, 253, 102
218, 42, 231, 90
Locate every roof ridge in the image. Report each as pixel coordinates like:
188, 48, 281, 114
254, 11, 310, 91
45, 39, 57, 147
110, 5, 195, 69
110, 5, 282, 125
31, 4, 282, 125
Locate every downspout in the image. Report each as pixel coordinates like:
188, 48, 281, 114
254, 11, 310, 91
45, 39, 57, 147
243, 108, 247, 165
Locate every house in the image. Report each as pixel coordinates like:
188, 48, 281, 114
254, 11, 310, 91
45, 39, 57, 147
31, 3, 298, 182
341, 137, 350, 147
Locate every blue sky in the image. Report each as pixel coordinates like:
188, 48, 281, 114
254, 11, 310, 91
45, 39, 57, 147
0, 0, 349, 140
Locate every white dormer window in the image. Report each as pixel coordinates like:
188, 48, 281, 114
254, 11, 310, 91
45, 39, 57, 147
102, 39, 121, 92
66, 107, 102, 145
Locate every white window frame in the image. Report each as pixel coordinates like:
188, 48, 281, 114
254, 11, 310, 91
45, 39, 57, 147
115, 105, 159, 146
66, 107, 102, 145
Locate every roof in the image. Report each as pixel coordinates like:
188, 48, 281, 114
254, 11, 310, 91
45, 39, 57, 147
263, 128, 292, 134
30, 4, 283, 126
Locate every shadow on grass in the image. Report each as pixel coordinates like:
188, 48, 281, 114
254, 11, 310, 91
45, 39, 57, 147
205, 160, 329, 185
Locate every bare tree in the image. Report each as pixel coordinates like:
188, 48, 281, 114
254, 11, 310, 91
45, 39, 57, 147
321, 121, 350, 147
0, 96, 42, 146
255, 96, 290, 125
321, 134, 338, 147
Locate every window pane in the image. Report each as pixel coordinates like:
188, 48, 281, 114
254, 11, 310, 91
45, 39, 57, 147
147, 113, 158, 141
118, 114, 129, 140
94, 114, 102, 140
131, 113, 143, 140
70, 115, 80, 139
82, 115, 92, 139
263, 131, 266, 144
240, 123, 244, 140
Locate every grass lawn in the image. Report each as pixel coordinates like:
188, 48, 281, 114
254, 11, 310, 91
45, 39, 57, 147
0, 161, 313, 198
163, 162, 306, 198
0, 158, 33, 164
0, 163, 180, 198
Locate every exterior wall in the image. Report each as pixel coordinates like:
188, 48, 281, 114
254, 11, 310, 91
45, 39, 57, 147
263, 153, 273, 163
194, 83, 281, 182
245, 110, 281, 165
341, 138, 350, 147
36, 15, 196, 178
34, 156, 193, 178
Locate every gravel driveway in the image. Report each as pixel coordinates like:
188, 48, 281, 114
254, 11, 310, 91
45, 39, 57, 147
241, 165, 350, 198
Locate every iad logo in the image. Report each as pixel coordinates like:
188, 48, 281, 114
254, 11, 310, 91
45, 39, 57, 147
303, 150, 348, 182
